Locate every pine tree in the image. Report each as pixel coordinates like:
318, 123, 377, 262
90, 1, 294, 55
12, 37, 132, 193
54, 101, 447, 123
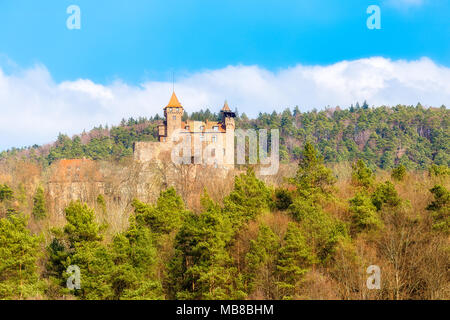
67, 241, 114, 300
0, 184, 13, 202
291, 143, 336, 198
371, 181, 402, 211
47, 201, 112, 300
168, 193, 244, 300
245, 224, 280, 298
426, 185, 449, 233
0, 214, 42, 299
391, 165, 407, 181
63, 201, 103, 244
32, 186, 47, 220
133, 187, 187, 234
352, 159, 375, 188
276, 223, 315, 300
349, 192, 382, 233
289, 196, 347, 262
224, 168, 272, 224
274, 188, 293, 210
110, 216, 164, 299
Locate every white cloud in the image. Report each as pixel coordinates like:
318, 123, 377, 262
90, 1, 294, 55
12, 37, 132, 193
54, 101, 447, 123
0, 57, 449, 150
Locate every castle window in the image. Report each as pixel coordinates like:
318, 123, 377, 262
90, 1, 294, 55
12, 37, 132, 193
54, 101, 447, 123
185, 126, 190, 130
200, 125, 205, 131
213, 126, 219, 131
212, 135, 217, 143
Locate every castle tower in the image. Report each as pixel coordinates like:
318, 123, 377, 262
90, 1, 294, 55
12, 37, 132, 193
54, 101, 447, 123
221, 100, 236, 166
164, 92, 184, 139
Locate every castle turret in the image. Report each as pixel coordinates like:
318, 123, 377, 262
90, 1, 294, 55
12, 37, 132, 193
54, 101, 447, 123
164, 92, 184, 139
221, 100, 236, 165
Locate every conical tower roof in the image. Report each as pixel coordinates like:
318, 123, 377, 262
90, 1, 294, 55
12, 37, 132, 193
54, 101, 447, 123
165, 92, 182, 108
222, 100, 231, 111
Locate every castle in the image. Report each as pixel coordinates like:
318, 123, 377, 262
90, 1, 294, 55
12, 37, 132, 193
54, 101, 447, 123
134, 92, 236, 167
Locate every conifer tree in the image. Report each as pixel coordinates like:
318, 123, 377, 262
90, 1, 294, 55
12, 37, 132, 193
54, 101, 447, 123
224, 168, 272, 223
110, 216, 164, 299
289, 197, 347, 262
133, 187, 187, 234
289, 143, 347, 262
32, 186, 47, 220
168, 193, 245, 300
426, 185, 449, 233
63, 201, 103, 245
245, 224, 280, 298
291, 142, 336, 198
276, 223, 315, 300
349, 192, 382, 233
352, 159, 375, 188
47, 201, 112, 300
0, 184, 13, 202
391, 165, 407, 181
371, 181, 402, 211
0, 214, 42, 299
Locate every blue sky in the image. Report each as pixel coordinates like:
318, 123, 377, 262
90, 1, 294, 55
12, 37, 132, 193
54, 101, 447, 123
0, 0, 448, 83
0, 0, 449, 150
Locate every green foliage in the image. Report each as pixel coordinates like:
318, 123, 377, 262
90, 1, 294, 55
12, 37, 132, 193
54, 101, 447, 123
48, 200, 164, 300
238, 105, 450, 169
349, 192, 382, 233
371, 181, 402, 211
44, 120, 158, 164
32, 186, 47, 220
291, 142, 336, 197
391, 165, 407, 181
352, 159, 375, 188
17, 183, 27, 206
67, 241, 114, 300
0, 215, 43, 299
426, 185, 450, 233
0, 184, 14, 202
2, 106, 449, 170
96, 194, 107, 215
110, 216, 163, 299
224, 168, 272, 223
133, 187, 187, 234
47, 201, 110, 299
63, 201, 104, 245
245, 225, 280, 297
289, 197, 347, 262
274, 188, 293, 210
168, 193, 245, 300
276, 223, 315, 300
287, 142, 346, 262
428, 164, 450, 177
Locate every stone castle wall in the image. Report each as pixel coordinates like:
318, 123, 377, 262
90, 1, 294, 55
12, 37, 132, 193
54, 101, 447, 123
134, 141, 173, 162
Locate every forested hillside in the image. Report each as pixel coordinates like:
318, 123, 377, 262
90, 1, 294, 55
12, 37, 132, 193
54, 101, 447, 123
0, 143, 448, 300
0, 103, 448, 300
1, 104, 449, 170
